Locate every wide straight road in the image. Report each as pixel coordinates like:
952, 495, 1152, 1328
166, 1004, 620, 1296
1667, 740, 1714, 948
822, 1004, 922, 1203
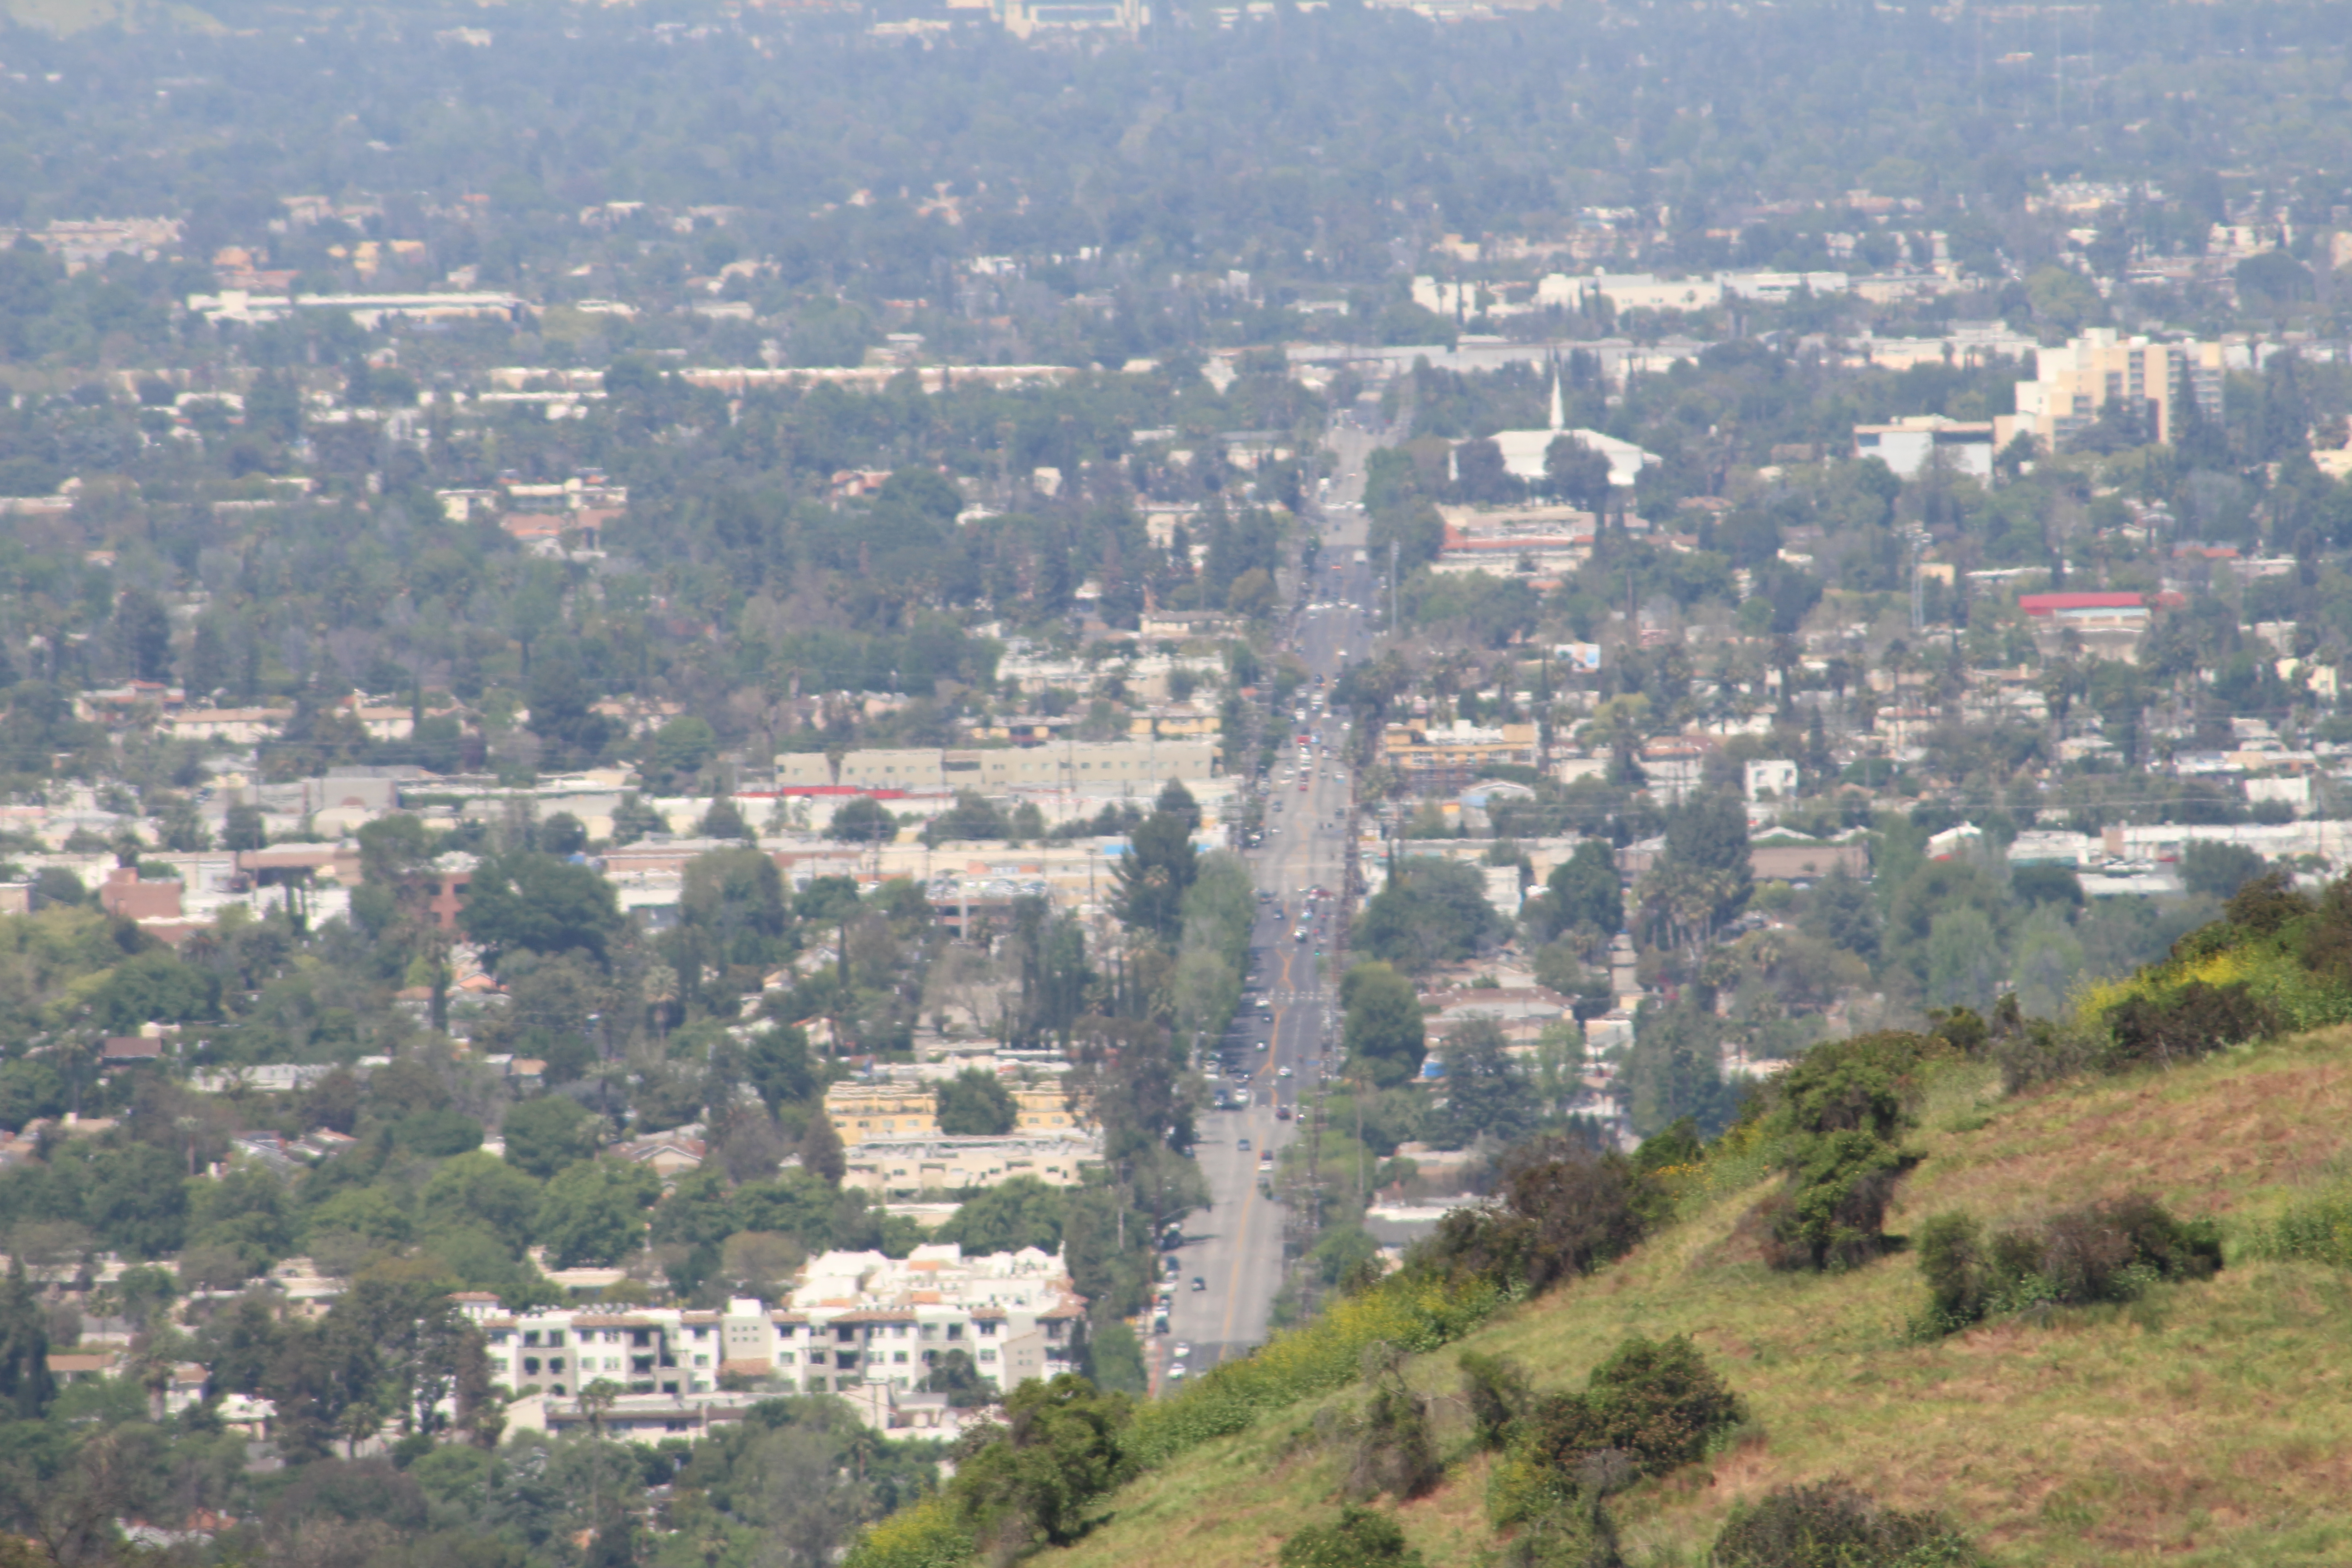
1156, 439, 1382, 1390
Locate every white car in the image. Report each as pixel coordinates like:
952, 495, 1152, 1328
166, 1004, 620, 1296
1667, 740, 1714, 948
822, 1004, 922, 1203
1277, 1066, 1293, 1078
1172, 1342, 1192, 1359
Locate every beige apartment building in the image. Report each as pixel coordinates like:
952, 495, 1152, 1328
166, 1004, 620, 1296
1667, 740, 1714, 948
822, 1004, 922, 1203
824, 1079, 1085, 1145
840, 1132, 1102, 1196
2000, 328, 2225, 451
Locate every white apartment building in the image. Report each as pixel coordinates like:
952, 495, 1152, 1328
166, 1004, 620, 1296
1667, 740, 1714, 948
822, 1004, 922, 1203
468, 1245, 1085, 1405
736, 1245, 1085, 1396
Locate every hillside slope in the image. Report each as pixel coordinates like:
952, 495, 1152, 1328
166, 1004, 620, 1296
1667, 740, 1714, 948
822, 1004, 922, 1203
1036, 1029, 2352, 1568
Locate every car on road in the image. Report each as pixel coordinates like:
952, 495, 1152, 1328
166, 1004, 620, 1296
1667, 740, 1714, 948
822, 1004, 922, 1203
1259, 1149, 1274, 1166
1191, 1275, 1206, 1291
1276, 1105, 1293, 1121
1236, 1137, 1251, 1151
1277, 1066, 1292, 1078
1172, 1342, 1191, 1360
1166, 1365, 1186, 1382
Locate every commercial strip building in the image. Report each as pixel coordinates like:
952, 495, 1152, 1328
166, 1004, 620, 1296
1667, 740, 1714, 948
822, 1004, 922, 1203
774, 739, 1217, 792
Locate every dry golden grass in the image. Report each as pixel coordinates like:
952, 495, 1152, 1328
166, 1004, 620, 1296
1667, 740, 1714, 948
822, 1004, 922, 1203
1038, 1029, 2352, 1568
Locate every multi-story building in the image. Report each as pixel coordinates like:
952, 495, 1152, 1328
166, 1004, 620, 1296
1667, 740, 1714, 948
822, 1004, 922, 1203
474, 1274, 1082, 1405
1851, 415, 1996, 480
735, 1245, 1084, 1395
471, 1304, 710, 1401
840, 1131, 1102, 1196
824, 1078, 1083, 1145
2001, 329, 2225, 451
1377, 720, 1539, 791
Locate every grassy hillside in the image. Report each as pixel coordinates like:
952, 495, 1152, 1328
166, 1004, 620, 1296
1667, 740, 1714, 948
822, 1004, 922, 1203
1034, 1029, 2352, 1568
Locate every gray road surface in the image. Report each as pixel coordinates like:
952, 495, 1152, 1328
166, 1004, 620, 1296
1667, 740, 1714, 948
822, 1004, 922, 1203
1154, 437, 1382, 1389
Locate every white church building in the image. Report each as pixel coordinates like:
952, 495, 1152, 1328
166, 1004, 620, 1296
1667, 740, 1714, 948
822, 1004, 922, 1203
1473, 369, 1661, 490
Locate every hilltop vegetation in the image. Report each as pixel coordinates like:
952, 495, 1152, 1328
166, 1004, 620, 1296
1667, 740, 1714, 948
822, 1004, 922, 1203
851, 881, 2352, 1568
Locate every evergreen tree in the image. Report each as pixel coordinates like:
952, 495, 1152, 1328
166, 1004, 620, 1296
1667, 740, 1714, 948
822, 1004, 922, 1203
0, 1255, 54, 1419
1112, 801, 1199, 941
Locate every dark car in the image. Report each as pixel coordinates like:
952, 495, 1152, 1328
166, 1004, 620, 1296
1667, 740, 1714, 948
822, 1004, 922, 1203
1191, 1276, 1207, 1292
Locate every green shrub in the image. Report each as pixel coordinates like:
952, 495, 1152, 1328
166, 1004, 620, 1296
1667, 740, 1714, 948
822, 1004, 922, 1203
843, 1498, 976, 1568
1770, 1031, 1940, 1140
1913, 1211, 1986, 1330
2104, 980, 2277, 1068
1337, 1372, 1442, 1501
1411, 1142, 1651, 1295
943, 1374, 1134, 1553
1760, 1131, 1913, 1272
1991, 1017, 2102, 1094
1500, 1498, 1623, 1568
1459, 1351, 1530, 1451
2262, 1188, 2352, 1269
1709, 1482, 1984, 1567
1279, 1506, 1426, 1568
1909, 1193, 2221, 1336
1490, 1335, 1743, 1528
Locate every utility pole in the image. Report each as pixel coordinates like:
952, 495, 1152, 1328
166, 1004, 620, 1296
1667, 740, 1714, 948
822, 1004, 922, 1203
1910, 529, 1926, 636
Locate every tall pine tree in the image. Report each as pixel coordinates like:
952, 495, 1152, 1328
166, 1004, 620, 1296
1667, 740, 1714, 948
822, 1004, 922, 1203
0, 1255, 54, 1419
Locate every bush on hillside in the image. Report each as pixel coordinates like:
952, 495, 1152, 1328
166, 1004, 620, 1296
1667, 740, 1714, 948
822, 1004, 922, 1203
1410, 1141, 1649, 1294
1743, 1029, 1955, 1273
1709, 1482, 1984, 1567
943, 1374, 1134, 1554
1499, 1502, 1624, 1568
1329, 1350, 1443, 1502
1459, 1351, 1531, 1451
1489, 1335, 1743, 1528
2103, 980, 2277, 1068
1769, 1030, 1943, 1140
2055, 868, 2352, 1083
1759, 1130, 1915, 1273
1279, 1506, 1426, 1568
2260, 1186, 2352, 1269
1910, 1193, 2221, 1336
1991, 1016, 2103, 1093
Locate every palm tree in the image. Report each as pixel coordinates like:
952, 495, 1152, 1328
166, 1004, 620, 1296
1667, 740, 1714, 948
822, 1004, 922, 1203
576, 1378, 621, 1441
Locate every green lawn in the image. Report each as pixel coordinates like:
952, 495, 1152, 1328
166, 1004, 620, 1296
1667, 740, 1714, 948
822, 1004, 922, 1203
1036, 1028, 2352, 1568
